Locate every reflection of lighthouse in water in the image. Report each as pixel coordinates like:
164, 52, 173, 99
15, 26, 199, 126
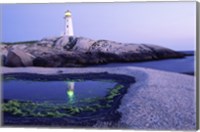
67, 81, 75, 104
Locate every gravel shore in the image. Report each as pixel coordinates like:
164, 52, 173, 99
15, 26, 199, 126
1, 66, 196, 130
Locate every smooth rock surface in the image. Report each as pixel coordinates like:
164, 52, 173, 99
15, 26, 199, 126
73, 37, 95, 52
5, 49, 35, 67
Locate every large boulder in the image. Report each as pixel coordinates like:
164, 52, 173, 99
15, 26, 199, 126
72, 37, 95, 52
5, 49, 35, 67
54, 36, 69, 47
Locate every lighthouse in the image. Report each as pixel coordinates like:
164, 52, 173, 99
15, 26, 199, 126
64, 10, 74, 36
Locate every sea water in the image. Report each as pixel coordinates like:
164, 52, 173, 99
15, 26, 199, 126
99, 56, 194, 74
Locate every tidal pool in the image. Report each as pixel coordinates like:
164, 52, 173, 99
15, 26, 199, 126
2, 73, 135, 126
3, 79, 117, 104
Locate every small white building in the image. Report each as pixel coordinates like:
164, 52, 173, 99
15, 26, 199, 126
64, 10, 74, 36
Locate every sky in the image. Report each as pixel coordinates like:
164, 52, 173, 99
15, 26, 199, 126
1, 2, 196, 50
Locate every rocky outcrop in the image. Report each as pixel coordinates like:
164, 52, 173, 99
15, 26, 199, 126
5, 49, 35, 67
1, 36, 185, 67
73, 37, 95, 52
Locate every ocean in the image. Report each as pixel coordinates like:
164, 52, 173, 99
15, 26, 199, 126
97, 51, 195, 75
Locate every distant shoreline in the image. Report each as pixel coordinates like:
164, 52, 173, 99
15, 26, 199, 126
178, 50, 195, 56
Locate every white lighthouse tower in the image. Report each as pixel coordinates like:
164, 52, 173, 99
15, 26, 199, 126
64, 10, 74, 36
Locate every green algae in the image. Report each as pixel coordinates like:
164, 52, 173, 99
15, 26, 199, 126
3, 76, 17, 81
106, 84, 124, 101
3, 84, 125, 118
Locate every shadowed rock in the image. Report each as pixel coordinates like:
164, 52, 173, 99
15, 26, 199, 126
0, 45, 8, 65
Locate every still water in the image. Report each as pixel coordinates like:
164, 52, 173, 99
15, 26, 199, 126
3, 79, 117, 104
99, 56, 194, 74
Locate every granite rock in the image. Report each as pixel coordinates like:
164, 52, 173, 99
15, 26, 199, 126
1, 36, 185, 67
5, 49, 35, 67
